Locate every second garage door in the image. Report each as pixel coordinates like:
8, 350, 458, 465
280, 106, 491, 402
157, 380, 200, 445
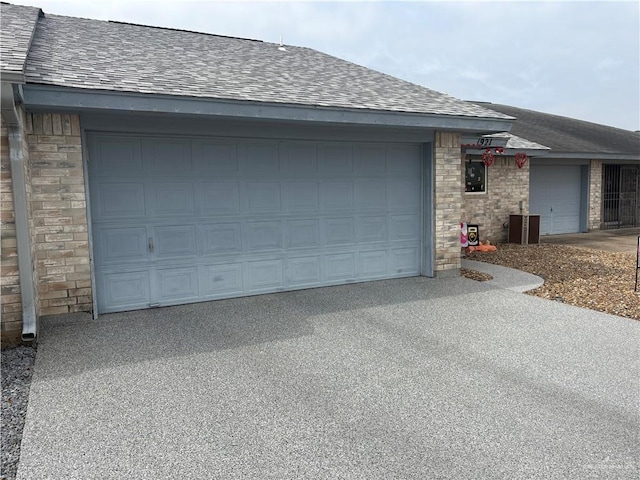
530, 165, 583, 235
88, 134, 424, 313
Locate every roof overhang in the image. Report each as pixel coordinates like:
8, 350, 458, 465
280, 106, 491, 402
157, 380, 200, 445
465, 148, 550, 157
22, 84, 514, 133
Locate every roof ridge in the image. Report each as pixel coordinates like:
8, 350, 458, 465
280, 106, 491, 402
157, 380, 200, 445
107, 20, 264, 43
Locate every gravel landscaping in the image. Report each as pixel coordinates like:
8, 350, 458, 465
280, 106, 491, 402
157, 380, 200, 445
1, 345, 36, 480
466, 243, 640, 320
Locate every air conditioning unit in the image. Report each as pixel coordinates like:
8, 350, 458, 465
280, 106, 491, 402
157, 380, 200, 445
508, 214, 540, 244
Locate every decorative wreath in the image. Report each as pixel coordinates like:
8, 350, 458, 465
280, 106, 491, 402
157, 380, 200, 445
515, 152, 528, 169
482, 148, 495, 167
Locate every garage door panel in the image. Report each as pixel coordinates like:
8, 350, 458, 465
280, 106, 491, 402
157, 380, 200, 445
244, 182, 281, 212
281, 143, 317, 175
192, 139, 238, 174
99, 270, 150, 312
96, 226, 148, 265
201, 263, 244, 297
326, 253, 356, 281
96, 182, 146, 219
359, 250, 388, 277
324, 217, 355, 246
151, 183, 195, 216
357, 216, 387, 243
388, 179, 421, 209
142, 138, 191, 174
90, 134, 423, 313
354, 147, 386, 175
89, 136, 143, 174
283, 182, 319, 211
391, 247, 420, 274
246, 260, 284, 291
240, 142, 280, 174
355, 180, 386, 210
321, 182, 354, 211
390, 214, 420, 240
285, 220, 320, 249
199, 182, 240, 214
287, 256, 322, 286
245, 221, 283, 252
200, 223, 242, 255
388, 145, 422, 175
156, 267, 199, 302
153, 225, 197, 259
319, 144, 353, 174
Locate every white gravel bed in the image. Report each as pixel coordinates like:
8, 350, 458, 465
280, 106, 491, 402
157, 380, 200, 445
1, 345, 36, 480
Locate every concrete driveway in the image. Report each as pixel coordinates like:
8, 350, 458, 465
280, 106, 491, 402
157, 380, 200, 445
541, 227, 640, 254
17, 276, 640, 479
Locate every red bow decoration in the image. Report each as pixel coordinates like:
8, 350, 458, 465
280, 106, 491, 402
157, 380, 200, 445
515, 152, 528, 169
482, 148, 495, 167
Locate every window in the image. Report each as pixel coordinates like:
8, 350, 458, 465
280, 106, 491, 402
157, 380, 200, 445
465, 161, 486, 193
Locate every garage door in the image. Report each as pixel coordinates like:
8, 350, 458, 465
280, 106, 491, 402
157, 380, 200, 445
88, 134, 423, 313
529, 165, 582, 235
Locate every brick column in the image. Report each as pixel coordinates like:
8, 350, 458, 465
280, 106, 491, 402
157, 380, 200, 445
434, 132, 462, 274
27, 113, 92, 316
588, 160, 602, 231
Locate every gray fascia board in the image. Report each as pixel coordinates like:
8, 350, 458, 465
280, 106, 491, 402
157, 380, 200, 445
22, 84, 514, 133
466, 148, 550, 157
0, 71, 26, 83
544, 152, 640, 160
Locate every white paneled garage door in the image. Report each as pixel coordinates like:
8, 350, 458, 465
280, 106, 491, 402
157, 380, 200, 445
88, 133, 423, 313
529, 165, 582, 235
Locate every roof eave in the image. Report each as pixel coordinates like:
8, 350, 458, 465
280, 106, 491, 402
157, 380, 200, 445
0, 70, 26, 83
22, 84, 514, 133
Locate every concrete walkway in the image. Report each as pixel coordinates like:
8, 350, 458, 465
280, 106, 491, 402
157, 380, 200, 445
17, 276, 639, 479
462, 259, 544, 292
541, 227, 640, 254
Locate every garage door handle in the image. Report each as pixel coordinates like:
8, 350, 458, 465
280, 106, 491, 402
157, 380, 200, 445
148, 237, 154, 253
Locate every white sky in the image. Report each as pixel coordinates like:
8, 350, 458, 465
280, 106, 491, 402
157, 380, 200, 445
8, 0, 640, 131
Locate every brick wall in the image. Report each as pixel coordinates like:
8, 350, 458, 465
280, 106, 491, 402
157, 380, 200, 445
26, 113, 92, 316
462, 156, 530, 243
433, 132, 462, 273
588, 160, 602, 231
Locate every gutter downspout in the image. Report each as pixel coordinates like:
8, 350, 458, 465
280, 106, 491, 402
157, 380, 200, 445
2, 82, 37, 341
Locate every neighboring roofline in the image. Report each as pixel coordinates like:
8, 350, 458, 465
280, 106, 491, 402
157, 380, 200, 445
22, 84, 515, 132
544, 152, 640, 160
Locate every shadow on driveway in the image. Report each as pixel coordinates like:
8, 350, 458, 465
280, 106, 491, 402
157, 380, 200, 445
19, 276, 640, 479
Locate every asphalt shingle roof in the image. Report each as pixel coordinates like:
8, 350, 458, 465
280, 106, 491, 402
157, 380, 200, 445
0, 2, 41, 73
1, 2, 512, 120
473, 102, 639, 156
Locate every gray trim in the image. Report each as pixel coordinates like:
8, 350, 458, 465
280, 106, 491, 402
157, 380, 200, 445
544, 152, 640, 160
530, 158, 590, 166
422, 143, 434, 277
23, 85, 514, 132
0, 71, 26, 83
466, 148, 549, 157
7, 125, 37, 341
80, 127, 99, 319
580, 165, 589, 233
79, 112, 436, 144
